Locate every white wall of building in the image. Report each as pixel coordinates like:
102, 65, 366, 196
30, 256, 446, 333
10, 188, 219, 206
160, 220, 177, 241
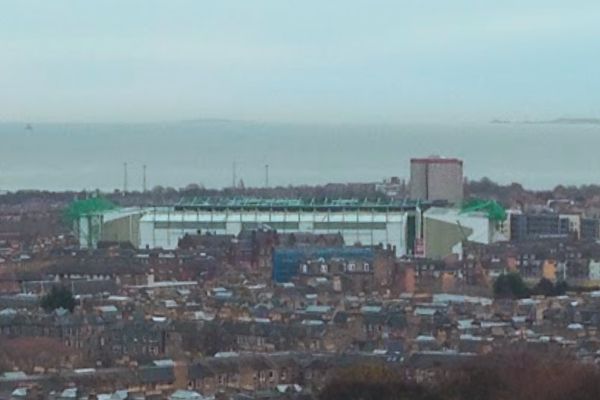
77, 208, 145, 248
137, 208, 408, 255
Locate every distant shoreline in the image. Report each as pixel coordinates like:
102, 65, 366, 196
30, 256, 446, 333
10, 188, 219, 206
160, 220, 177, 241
491, 118, 600, 125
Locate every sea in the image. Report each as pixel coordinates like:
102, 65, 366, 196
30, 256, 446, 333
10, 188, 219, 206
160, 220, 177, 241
0, 120, 598, 192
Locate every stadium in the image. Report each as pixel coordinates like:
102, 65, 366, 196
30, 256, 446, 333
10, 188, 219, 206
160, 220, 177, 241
74, 198, 434, 256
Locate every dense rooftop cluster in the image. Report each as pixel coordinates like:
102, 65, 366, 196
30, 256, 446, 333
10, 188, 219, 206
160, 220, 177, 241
2, 187, 600, 399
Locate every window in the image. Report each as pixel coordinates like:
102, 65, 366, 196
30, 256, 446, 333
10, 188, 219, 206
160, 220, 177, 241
243, 222, 299, 230
313, 222, 387, 230
154, 221, 226, 230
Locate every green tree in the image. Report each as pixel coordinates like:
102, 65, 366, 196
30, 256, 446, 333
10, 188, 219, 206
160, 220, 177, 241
533, 278, 556, 296
319, 365, 439, 400
532, 278, 568, 297
40, 286, 76, 313
320, 351, 600, 400
493, 273, 529, 299
554, 280, 568, 296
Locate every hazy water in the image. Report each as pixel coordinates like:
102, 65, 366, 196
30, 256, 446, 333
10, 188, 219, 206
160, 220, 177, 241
0, 121, 598, 191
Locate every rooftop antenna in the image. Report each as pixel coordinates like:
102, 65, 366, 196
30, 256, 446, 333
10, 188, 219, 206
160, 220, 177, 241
265, 164, 269, 188
123, 162, 128, 194
142, 164, 147, 193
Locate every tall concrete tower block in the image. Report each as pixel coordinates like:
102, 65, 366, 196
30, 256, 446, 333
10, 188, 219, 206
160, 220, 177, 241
410, 156, 463, 204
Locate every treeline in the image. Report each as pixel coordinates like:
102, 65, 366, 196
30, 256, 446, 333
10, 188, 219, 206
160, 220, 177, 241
465, 177, 600, 206
320, 350, 600, 400
0, 337, 79, 373
5, 177, 600, 210
465, 178, 545, 206
0, 182, 385, 210
493, 273, 568, 299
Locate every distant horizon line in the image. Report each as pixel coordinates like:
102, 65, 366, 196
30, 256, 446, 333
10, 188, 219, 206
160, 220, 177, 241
0, 118, 482, 127
2, 116, 600, 127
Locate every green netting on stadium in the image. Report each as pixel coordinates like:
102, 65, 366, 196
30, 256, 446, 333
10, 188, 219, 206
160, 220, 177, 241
64, 197, 116, 223
460, 199, 507, 222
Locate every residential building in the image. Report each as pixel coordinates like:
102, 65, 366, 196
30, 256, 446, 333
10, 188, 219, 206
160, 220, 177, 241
410, 157, 463, 204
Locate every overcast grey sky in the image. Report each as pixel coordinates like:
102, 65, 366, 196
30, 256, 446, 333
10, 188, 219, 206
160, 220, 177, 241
1, 0, 599, 123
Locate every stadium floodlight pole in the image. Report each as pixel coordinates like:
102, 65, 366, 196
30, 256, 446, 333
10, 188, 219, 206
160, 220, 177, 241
265, 164, 269, 188
123, 162, 128, 194
143, 164, 147, 193
232, 161, 237, 189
